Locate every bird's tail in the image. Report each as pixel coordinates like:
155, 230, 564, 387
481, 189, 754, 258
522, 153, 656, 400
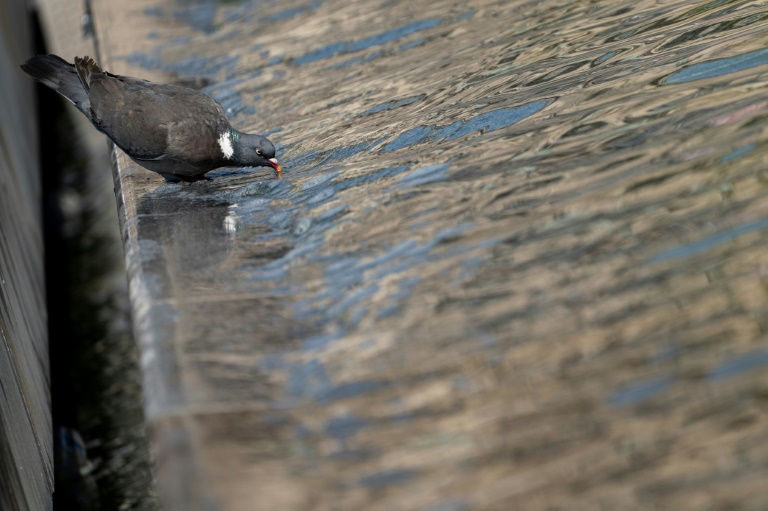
20, 54, 91, 115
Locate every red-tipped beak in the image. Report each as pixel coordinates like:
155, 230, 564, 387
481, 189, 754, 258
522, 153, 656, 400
268, 158, 282, 173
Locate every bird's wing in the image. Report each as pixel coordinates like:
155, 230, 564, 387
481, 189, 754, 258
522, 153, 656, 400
86, 74, 228, 163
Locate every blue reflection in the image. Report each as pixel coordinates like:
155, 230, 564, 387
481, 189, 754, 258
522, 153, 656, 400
709, 349, 768, 381
331, 50, 383, 69
398, 38, 426, 52
320, 379, 390, 402
720, 143, 756, 163
173, 3, 217, 33
382, 127, 433, 153
595, 50, 617, 64
294, 18, 442, 65
358, 469, 417, 488
125, 52, 240, 79
348, 19, 442, 52
294, 42, 347, 66
363, 96, 422, 115
666, 47, 768, 84
426, 501, 472, 511
203, 78, 256, 117
380, 100, 550, 152
286, 359, 333, 398
266, 2, 322, 22
647, 217, 768, 264
328, 448, 378, 461
395, 164, 449, 188
325, 413, 370, 440
447, 101, 550, 140
608, 375, 675, 406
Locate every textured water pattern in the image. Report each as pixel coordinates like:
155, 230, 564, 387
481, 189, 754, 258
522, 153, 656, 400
103, 0, 768, 509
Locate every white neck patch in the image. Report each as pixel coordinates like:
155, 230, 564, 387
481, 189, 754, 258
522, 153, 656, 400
218, 131, 234, 159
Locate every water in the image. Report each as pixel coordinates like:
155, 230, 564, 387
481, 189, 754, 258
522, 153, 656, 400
99, 0, 768, 508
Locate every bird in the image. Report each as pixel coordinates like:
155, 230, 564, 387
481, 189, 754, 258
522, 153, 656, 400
20, 54, 281, 182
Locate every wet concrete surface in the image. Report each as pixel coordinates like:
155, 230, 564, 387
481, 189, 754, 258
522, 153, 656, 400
87, 0, 768, 509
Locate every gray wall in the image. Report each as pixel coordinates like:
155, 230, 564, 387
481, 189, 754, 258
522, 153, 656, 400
0, 0, 53, 509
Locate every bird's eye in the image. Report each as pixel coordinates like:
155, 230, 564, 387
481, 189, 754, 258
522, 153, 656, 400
255, 149, 262, 156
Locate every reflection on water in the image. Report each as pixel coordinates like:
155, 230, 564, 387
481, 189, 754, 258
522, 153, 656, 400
608, 375, 676, 406
709, 349, 768, 381
114, 0, 768, 508
665, 45, 768, 84
293, 18, 443, 66
136, 188, 235, 273
647, 217, 768, 264
381, 99, 552, 152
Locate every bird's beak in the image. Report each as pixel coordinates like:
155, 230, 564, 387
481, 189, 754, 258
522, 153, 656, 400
267, 158, 282, 173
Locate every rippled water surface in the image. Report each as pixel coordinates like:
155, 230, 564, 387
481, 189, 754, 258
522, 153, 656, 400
96, 0, 768, 508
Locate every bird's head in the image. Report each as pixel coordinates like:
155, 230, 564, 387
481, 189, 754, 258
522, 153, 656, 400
229, 131, 281, 172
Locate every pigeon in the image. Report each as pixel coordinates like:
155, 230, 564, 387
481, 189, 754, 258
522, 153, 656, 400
20, 54, 281, 182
